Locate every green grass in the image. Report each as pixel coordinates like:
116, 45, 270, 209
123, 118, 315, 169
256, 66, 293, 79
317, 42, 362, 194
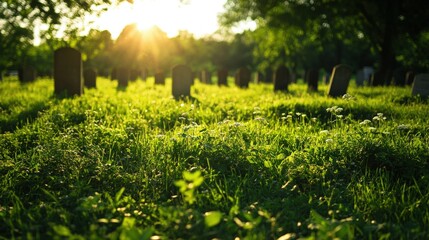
1, 77, 429, 239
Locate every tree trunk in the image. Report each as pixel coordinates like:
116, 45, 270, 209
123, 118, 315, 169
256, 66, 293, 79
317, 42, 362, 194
378, 0, 399, 86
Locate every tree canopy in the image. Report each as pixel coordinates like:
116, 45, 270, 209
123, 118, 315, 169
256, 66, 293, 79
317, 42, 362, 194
0, 0, 129, 71
221, 0, 429, 81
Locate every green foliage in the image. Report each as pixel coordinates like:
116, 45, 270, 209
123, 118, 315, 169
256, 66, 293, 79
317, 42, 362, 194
0, 77, 429, 238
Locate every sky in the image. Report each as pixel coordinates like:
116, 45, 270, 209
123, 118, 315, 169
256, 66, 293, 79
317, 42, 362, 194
89, 0, 229, 39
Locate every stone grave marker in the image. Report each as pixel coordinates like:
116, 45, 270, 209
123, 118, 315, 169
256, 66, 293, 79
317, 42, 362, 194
235, 67, 251, 88
84, 68, 97, 89
111, 68, 117, 80
355, 69, 364, 86
327, 64, 352, 97
155, 71, 165, 85
406, 71, 415, 85
172, 64, 192, 99
411, 74, 429, 97
202, 70, 212, 84
306, 68, 319, 92
117, 67, 129, 88
274, 65, 290, 91
54, 47, 83, 96
217, 68, 228, 86
363, 66, 374, 83
19, 66, 37, 83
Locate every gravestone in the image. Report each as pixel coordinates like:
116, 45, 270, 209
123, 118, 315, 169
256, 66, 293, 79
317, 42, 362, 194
54, 47, 83, 96
19, 66, 37, 83
355, 69, 365, 87
363, 66, 374, 83
235, 67, 251, 88
411, 74, 429, 97
202, 70, 212, 84
217, 68, 228, 86
274, 65, 290, 91
154, 71, 165, 85
117, 67, 129, 88
172, 64, 192, 99
406, 71, 415, 85
306, 68, 319, 92
84, 68, 97, 89
111, 68, 117, 80
327, 64, 352, 97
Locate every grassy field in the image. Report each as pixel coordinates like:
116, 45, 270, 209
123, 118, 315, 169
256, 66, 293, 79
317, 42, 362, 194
1, 77, 429, 239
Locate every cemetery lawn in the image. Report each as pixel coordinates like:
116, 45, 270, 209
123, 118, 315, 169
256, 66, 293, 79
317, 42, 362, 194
1, 77, 429, 239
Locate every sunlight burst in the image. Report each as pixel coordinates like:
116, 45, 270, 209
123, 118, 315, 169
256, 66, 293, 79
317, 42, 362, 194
93, 0, 225, 38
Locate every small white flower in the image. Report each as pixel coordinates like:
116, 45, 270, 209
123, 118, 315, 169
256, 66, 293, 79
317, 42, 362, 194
360, 119, 371, 125
320, 130, 329, 134
326, 138, 333, 143
368, 127, 377, 132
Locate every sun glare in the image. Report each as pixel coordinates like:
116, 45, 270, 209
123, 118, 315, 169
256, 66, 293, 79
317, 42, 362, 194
92, 0, 226, 39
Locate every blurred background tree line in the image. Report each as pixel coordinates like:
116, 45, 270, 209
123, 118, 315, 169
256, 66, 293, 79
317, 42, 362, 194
1, 0, 428, 80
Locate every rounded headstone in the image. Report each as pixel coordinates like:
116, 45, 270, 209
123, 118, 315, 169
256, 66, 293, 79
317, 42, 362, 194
54, 47, 83, 96
172, 64, 192, 99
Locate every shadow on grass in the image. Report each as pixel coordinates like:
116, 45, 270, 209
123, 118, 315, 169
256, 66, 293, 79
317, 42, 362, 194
0, 100, 51, 133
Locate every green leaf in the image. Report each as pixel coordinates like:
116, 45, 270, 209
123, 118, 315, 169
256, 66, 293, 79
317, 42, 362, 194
52, 225, 71, 237
204, 211, 222, 227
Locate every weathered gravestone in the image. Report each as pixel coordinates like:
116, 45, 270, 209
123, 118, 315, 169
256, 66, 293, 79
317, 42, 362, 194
235, 67, 251, 88
117, 67, 129, 88
217, 68, 228, 86
111, 68, 117, 80
327, 64, 352, 97
154, 71, 165, 85
19, 66, 37, 83
274, 65, 290, 91
406, 71, 415, 86
202, 70, 212, 84
355, 69, 365, 87
172, 64, 192, 99
363, 66, 374, 83
84, 68, 97, 89
411, 74, 429, 97
306, 68, 319, 92
54, 47, 83, 96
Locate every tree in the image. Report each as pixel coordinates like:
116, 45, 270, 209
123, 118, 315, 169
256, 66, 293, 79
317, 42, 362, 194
0, 0, 128, 73
221, 0, 429, 82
